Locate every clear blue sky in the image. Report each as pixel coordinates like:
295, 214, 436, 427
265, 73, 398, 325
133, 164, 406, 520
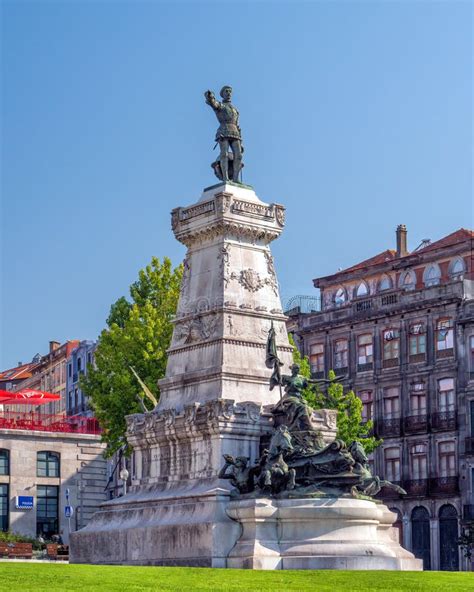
1, 1, 472, 370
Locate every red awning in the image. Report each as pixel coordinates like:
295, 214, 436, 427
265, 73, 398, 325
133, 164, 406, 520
0, 389, 61, 406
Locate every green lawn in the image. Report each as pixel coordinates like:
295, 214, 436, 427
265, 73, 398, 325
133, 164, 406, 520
0, 563, 472, 592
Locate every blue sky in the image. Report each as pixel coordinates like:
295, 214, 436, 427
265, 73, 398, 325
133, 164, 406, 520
1, 0, 472, 369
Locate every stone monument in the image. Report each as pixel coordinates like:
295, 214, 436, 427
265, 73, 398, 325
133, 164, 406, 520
70, 87, 422, 570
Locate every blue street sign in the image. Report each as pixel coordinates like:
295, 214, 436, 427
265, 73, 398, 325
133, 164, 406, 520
15, 496, 34, 510
65, 505, 74, 518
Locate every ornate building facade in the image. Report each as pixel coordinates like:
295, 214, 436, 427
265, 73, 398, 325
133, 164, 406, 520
287, 226, 474, 571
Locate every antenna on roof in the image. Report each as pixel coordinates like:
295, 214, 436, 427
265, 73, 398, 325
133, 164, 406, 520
414, 239, 431, 252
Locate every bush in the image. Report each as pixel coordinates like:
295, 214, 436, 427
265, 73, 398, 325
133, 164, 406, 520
0, 530, 44, 550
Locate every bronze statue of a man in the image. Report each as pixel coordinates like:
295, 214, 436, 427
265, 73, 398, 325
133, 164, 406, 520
204, 85, 243, 183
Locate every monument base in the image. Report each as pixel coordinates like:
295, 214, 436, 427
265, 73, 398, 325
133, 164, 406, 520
226, 497, 423, 570
69, 480, 240, 567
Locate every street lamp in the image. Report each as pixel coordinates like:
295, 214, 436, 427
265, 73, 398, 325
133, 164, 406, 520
119, 468, 129, 497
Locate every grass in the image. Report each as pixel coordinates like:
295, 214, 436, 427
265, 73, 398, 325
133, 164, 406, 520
0, 563, 472, 592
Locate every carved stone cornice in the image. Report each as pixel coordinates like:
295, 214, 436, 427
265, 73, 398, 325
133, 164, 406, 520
171, 192, 285, 247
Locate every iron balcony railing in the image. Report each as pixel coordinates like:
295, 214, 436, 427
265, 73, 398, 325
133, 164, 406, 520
404, 414, 428, 433
376, 417, 401, 437
429, 476, 459, 495
403, 479, 429, 497
431, 410, 457, 431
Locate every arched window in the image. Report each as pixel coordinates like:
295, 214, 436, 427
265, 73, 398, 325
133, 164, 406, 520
439, 504, 459, 571
334, 287, 347, 307
449, 257, 465, 280
0, 450, 9, 476
379, 275, 392, 292
356, 282, 369, 297
37, 451, 60, 478
400, 270, 416, 290
423, 264, 441, 287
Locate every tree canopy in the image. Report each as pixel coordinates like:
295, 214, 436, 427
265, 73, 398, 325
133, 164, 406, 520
81, 256, 182, 455
290, 337, 381, 455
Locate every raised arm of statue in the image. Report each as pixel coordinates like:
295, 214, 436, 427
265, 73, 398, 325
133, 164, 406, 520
204, 90, 221, 111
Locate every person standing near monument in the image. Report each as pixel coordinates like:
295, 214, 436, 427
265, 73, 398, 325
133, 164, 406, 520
204, 85, 243, 182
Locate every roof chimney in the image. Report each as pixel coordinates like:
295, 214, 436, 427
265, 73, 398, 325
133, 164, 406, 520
49, 341, 60, 353
396, 224, 408, 257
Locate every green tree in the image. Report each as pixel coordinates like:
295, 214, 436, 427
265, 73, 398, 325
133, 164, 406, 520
81, 256, 182, 456
310, 370, 381, 455
289, 338, 381, 455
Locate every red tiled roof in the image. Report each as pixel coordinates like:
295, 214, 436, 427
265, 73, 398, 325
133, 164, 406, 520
413, 228, 474, 254
338, 249, 397, 274
314, 227, 473, 286
0, 362, 38, 381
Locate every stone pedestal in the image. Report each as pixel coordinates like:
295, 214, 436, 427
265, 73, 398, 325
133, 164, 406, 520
70, 183, 294, 566
226, 498, 423, 570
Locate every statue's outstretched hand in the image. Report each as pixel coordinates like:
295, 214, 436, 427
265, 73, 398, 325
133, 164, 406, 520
223, 454, 234, 464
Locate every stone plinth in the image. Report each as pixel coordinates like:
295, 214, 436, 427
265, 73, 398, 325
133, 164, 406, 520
160, 182, 292, 411
70, 183, 293, 566
226, 497, 422, 570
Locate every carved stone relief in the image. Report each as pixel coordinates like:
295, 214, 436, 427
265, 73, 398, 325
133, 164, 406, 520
173, 313, 219, 346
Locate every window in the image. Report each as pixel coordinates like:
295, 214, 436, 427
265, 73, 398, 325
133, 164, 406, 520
383, 387, 400, 417
335, 288, 346, 307
438, 441, 456, 476
383, 329, 400, 363
356, 282, 369, 297
423, 264, 441, 287
37, 452, 60, 478
359, 390, 373, 422
471, 400, 474, 436
36, 485, 58, 537
411, 444, 428, 479
333, 339, 348, 369
436, 318, 454, 353
449, 257, 465, 280
384, 447, 401, 482
379, 275, 392, 292
0, 450, 9, 476
410, 382, 427, 414
357, 334, 373, 367
409, 323, 426, 358
438, 378, 455, 412
77, 357, 82, 372
309, 344, 324, 375
0, 484, 8, 532
87, 352, 92, 366
400, 270, 416, 291
470, 336, 474, 371
68, 364, 72, 377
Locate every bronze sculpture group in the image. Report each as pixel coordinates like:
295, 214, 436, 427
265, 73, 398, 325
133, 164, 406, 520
220, 329, 406, 499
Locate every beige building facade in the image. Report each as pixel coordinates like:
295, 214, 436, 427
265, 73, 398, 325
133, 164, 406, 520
0, 428, 107, 544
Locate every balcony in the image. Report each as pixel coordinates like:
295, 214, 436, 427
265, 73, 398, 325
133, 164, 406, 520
429, 476, 459, 495
334, 367, 348, 377
0, 411, 101, 435
409, 353, 426, 364
311, 371, 325, 380
354, 299, 372, 313
383, 358, 399, 369
431, 410, 457, 431
465, 437, 474, 454
436, 348, 454, 360
404, 414, 428, 434
357, 362, 373, 373
377, 417, 401, 437
403, 479, 429, 497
